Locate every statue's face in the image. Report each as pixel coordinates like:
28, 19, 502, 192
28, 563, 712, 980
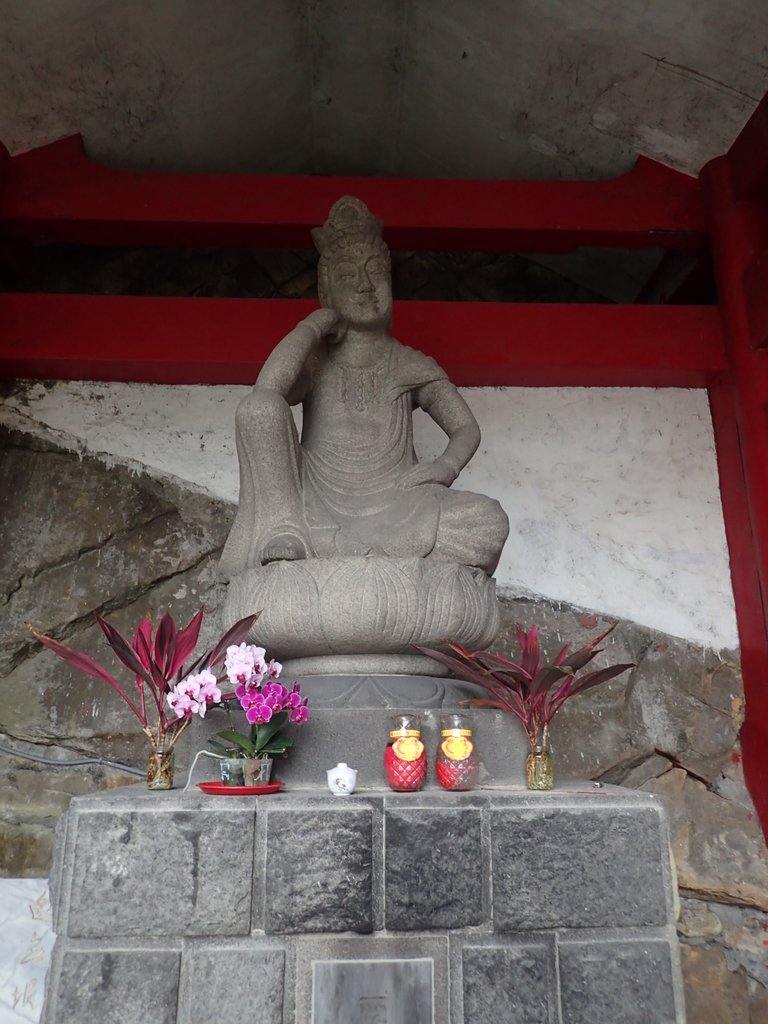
327, 250, 392, 328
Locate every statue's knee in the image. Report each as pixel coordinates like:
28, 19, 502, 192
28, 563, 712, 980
483, 497, 510, 542
236, 386, 290, 431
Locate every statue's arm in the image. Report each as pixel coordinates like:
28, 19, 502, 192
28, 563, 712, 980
257, 309, 339, 401
398, 378, 481, 488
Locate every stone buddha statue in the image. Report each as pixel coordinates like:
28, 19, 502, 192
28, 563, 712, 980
221, 197, 509, 674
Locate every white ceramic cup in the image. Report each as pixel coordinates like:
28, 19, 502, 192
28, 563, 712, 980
326, 762, 358, 796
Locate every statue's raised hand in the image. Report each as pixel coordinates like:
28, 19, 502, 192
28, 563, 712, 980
302, 308, 341, 342
397, 456, 457, 489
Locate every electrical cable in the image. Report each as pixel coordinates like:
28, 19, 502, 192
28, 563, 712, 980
0, 741, 145, 777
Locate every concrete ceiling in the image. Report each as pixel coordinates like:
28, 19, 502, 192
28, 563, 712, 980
2, 0, 767, 181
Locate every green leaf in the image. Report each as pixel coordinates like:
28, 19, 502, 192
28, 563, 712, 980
215, 728, 255, 756
207, 739, 236, 756
252, 711, 289, 749
257, 737, 293, 755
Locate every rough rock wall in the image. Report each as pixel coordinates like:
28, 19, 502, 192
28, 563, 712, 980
1, 426, 766, 1020
0, 426, 231, 872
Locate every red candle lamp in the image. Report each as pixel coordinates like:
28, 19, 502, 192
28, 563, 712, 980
384, 714, 427, 792
435, 713, 479, 791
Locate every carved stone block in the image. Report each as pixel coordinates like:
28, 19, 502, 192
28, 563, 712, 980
224, 556, 499, 670
385, 806, 485, 930
491, 804, 670, 930
263, 807, 373, 934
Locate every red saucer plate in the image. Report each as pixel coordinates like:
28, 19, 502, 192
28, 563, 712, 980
197, 781, 284, 796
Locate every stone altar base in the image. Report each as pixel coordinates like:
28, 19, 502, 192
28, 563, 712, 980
42, 786, 685, 1023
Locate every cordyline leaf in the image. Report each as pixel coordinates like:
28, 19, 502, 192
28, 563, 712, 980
552, 642, 572, 667
517, 624, 541, 677
585, 622, 619, 647
547, 674, 576, 710
462, 695, 531, 727
29, 629, 146, 725
560, 622, 618, 669
466, 684, 522, 713
204, 613, 261, 669
529, 664, 572, 697
95, 615, 155, 687
422, 622, 630, 733
462, 697, 512, 710
569, 663, 634, 696
414, 645, 495, 689
559, 647, 601, 673
417, 644, 530, 716
169, 609, 203, 678
154, 612, 177, 678
132, 621, 157, 683
473, 650, 532, 681
482, 670, 528, 700
132, 618, 154, 672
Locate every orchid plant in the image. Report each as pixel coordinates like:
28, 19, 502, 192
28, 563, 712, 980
30, 610, 259, 758
208, 642, 310, 760
418, 623, 633, 752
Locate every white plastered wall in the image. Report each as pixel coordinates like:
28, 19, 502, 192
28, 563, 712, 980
1, 381, 738, 650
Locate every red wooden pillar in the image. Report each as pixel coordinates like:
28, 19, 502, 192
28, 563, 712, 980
701, 96, 768, 833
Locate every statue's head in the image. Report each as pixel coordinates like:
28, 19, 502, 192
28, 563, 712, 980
312, 196, 392, 329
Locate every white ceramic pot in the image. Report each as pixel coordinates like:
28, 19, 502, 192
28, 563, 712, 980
326, 762, 358, 796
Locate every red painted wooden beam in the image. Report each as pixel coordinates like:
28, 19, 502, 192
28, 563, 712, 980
0, 292, 725, 388
701, 150, 768, 836
0, 135, 706, 253
725, 92, 768, 202
708, 376, 768, 833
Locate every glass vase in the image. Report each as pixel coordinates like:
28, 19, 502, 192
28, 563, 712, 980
147, 748, 175, 790
526, 741, 554, 791
435, 713, 479, 791
219, 757, 245, 787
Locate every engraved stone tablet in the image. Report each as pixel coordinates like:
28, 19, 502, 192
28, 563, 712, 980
312, 958, 433, 1024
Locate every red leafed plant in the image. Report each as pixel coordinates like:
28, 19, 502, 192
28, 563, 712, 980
418, 623, 634, 752
29, 609, 259, 757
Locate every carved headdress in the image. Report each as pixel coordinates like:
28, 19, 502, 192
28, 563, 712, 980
313, 196, 390, 306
